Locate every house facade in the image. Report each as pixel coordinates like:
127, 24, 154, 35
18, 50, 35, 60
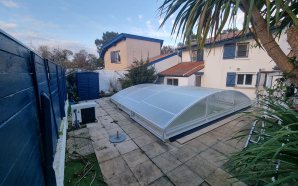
100, 33, 164, 71
160, 30, 290, 99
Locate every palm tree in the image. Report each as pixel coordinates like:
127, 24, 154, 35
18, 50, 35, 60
158, 0, 298, 86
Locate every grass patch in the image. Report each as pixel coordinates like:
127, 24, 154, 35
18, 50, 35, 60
67, 104, 71, 116
64, 153, 107, 186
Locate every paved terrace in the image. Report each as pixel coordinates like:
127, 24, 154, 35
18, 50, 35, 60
86, 97, 253, 186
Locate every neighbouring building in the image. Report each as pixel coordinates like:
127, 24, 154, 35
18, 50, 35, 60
158, 30, 290, 99
100, 33, 164, 71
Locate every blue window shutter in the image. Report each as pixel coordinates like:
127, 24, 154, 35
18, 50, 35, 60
223, 44, 236, 59
226, 72, 236, 87
197, 50, 204, 61
263, 73, 267, 87
111, 51, 116, 63
255, 72, 260, 87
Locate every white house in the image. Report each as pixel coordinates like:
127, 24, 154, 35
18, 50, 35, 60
157, 30, 290, 99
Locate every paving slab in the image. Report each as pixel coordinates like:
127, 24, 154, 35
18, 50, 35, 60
152, 151, 182, 173
115, 140, 139, 155
117, 119, 134, 127
106, 169, 139, 186
199, 148, 228, 167
206, 168, 245, 186
122, 149, 150, 168
99, 156, 129, 179
141, 142, 166, 158
148, 176, 174, 186
125, 128, 146, 139
169, 145, 196, 163
94, 146, 120, 163
106, 127, 125, 136
186, 139, 209, 154
133, 134, 155, 147
222, 137, 246, 151
185, 155, 217, 179
212, 142, 239, 157
196, 132, 221, 147
102, 122, 121, 130
121, 124, 140, 132
130, 160, 163, 186
167, 164, 204, 186
155, 140, 175, 151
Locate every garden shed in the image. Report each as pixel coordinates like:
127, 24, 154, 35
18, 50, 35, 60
111, 84, 251, 141
76, 72, 100, 100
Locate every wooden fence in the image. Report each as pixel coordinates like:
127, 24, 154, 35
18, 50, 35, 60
0, 29, 67, 186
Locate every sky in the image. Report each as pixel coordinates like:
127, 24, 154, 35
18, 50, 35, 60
0, 0, 244, 57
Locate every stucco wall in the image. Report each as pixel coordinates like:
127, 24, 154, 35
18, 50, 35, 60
151, 55, 181, 73
182, 50, 192, 62
163, 76, 189, 86
104, 40, 128, 71
126, 38, 161, 66
201, 38, 276, 98
95, 69, 127, 93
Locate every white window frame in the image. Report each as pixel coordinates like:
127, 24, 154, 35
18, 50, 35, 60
236, 42, 249, 58
236, 73, 256, 87
115, 50, 121, 63
166, 78, 179, 86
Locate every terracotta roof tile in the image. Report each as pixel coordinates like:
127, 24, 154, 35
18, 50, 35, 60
159, 62, 204, 77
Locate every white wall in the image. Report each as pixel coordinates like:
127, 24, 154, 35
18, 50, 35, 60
151, 54, 181, 73
163, 76, 189, 86
95, 69, 127, 93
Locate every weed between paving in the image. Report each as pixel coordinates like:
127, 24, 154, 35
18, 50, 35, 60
64, 153, 107, 186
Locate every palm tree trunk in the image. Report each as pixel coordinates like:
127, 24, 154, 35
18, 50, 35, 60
241, 0, 298, 87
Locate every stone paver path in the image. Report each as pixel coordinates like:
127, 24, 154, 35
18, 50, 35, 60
86, 98, 253, 186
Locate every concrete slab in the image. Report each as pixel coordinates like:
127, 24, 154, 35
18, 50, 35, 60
121, 124, 140, 132
206, 168, 245, 186
167, 165, 204, 186
115, 140, 139, 155
152, 151, 182, 173
185, 155, 217, 179
141, 142, 166, 158
99, 156, 129, 179
199, 148, 228, 167
130, 160, 163, 186
212, 142, 239, 157
155, 140, 175, 151
106, 169, 139, 186
122, 149, 150, 168
133, 135, 154, 147
102, 122, 121, 130
148, 176, 174, 186
106, 127, 125, 136
169, 145, 196, 163
125, 128, 146, 139
195, 133, 221, 147
94, 147, 120, 163
177, 113, 243, 144
222, 137, 246, 151
186, 139, 209, 154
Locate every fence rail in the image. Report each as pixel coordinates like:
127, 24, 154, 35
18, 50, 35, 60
0, 29, 67, 186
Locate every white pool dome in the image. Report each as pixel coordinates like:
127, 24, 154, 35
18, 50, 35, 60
111, 84, 251, 141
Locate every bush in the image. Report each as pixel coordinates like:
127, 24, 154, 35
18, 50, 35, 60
124, 58, 157, 86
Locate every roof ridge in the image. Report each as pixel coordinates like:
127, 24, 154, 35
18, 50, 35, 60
182, 63, 204, 76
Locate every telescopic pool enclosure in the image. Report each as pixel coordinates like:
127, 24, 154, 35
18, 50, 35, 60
111, 84, 251, 141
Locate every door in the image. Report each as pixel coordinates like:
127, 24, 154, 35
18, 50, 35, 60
196, 76, 201, 87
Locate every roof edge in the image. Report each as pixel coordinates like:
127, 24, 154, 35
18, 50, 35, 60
100, 33, 164, 57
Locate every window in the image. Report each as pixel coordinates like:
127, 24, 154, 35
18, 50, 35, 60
115, 51, 121, 62
191, 50, 203, 61
167, 78, 178, 86
110, 51, 121, 63
236, 74, 253, 86
236, 43, 249, 58
191, 50, 197, 62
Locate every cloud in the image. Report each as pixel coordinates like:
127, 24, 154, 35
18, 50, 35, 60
170, 14, 175, 18
0, 21, 18, 31
158, 18, 164, 25
237, 12, 244, 22
21, 16, 59, 28
111, 15, 116, 19
127, 17, 132, 22
0, 0, 18, 8
146, 20, 169, 37
139, 15, 143, 20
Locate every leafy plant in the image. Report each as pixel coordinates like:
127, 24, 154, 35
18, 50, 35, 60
122, 58, 157, 86
225, 100, 298, 185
